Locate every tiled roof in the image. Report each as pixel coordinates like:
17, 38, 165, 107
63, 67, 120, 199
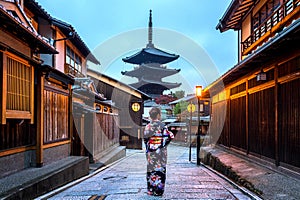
122, 46, 179, 64
216, 0, 255, 32
25, 0, 100, 64
0, 4, 57, 54
208, 19, 300, 94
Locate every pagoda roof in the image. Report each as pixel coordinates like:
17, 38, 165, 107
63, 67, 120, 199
122, 46, 179, 64
130, 77, 181, 90
121, 63, 180, 78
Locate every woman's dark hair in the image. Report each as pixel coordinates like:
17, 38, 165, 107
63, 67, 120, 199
149, 107, 161, 120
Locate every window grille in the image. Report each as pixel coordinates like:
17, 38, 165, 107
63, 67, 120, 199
1, 53, 34, 124
6, 57, 32, 112
44, 89, 69, 143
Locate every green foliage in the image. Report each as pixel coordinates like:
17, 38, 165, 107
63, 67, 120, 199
174, 90, 185, 99
173, 101, 189, 115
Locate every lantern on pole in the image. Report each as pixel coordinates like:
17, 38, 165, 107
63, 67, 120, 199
195, 85, 202, 165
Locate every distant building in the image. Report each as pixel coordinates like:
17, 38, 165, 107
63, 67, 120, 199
122, 10, 181, 98
87, 68, 151, 149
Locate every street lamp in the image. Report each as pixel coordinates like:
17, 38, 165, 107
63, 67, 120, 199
187, 102, 196, 162
195, 85, 202, 165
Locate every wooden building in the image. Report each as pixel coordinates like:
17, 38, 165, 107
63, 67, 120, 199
87, 68, 151, 149
1, 0, 58, 176
25, 0, 121, 164
0, 0, 99, 178
207, 0, 300, 172
72, 77, 121, 162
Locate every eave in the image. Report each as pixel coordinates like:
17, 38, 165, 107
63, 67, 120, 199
87, 68, 151, 100
39, 64, 75, 86
130, 78, 181, 90
207, 18, 300, 95
0, 5, 57, 54
24, 0, 100, 65
122, 47, 179, 65
24, 0, 52, 20
51, 18, 100, 65
216, 0, 256, 32
121, 63, 180, 78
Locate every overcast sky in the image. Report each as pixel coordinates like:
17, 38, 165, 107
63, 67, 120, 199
37, 0, 237, 94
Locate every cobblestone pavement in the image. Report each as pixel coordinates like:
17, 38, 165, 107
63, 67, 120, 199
43, 144, 252, 199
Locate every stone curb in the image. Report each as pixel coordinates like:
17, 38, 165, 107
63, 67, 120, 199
202, 150, 263, 196
0, 156, 89, 200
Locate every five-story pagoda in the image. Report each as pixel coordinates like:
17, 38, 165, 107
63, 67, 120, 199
122, 10, 181, 98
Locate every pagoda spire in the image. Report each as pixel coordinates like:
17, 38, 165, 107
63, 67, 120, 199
147, 9, 154, 48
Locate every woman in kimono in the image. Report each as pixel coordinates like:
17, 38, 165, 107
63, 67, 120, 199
144, 107, 174, 196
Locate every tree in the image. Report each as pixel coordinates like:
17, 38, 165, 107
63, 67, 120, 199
173, 101, 189, 115
174, 90, 185, 99
155, 95, 177, 105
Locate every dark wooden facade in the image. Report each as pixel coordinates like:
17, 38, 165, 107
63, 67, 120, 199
71, 78, 120, 162
209, 0, 300, 172
212, 55, 300, 169
88, 68, 150, 149
0, 0, 98, 177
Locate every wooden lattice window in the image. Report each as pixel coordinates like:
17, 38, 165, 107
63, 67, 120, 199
1, 53, 34, 124
44, 89, 69, 143
7, 57, 31, 111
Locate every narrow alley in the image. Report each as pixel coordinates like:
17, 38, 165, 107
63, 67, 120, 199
38, 145, 255, 200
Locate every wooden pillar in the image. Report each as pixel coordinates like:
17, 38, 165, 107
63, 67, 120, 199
274, 65, 280, 166
69, 84, 73, 155
36, 74, 44, 167
245, 80, 249, 155
30, 66, 35, 124
228, 98, 231, 147
1, 52, 7, 124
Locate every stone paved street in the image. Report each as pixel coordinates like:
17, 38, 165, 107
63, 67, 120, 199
43, 144, 252, 199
